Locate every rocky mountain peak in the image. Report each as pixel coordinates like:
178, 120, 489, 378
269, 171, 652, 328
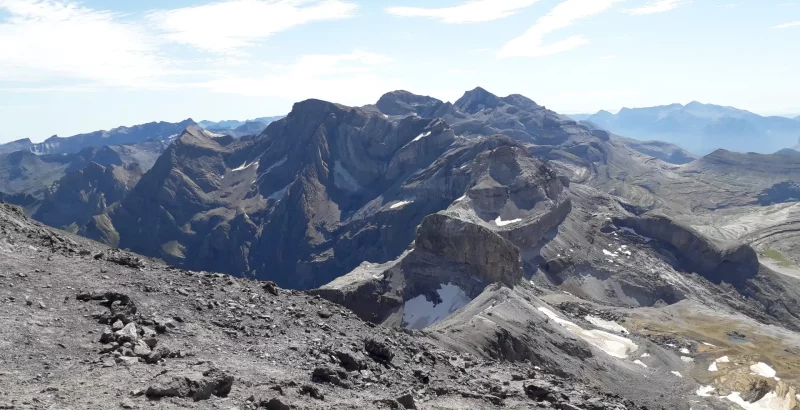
454, 86, 503, 114
375, 90, 446, 118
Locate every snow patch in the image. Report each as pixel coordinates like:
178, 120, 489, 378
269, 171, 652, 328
725, 391, 796, 410
696, 386, 715, 397
708, 362, 718, 372
716, 356, 730, 363
232, 161, 258, 172
455, 195, 466, 202
495, 216, 522, 227
268, 184, 291, 201
750, 362, 777, 379
333, 161, 362, 193
641, 353, 651, 358
603, 249, 619, 257
412, 131, 432, 142
702, 342, 717, 347
403, 283, 472, 330
680, 356, 694, 363
633, 360, 648, 368
680, 348, 691, 354
585, 315, 629, 334
390, 200, 413, 210
671, 371, 683, 378
537, 307, 638, 359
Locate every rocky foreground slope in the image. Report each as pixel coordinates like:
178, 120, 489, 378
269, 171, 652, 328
0, 202, 645, 409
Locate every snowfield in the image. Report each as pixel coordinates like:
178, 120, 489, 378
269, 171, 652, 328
537, 307, 638, 359
402, 283, 472, 330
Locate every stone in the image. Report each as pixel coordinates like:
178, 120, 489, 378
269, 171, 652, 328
312, 367, 350, 388
365, 338, 394, 363
334, 349, 366, 371
145, 368, 233, 401
100, 329, 114, 344
397, 393, 417, 409
112, 320, 124, 331
263, 281, 279, 296
133, 340, 152, 357
260, 398, 290, 410
115, 323, 138, 343
299, 384, 324, 400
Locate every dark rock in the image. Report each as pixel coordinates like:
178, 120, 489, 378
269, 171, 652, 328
365, 338, 394, 363
311, 367, 350, 388
263, 281, 279, 296
299, 384, 324, 400
145, 368, 233, 401
260, 398, 291, 410
396, 393, 417, 409
333, 349, 366, 371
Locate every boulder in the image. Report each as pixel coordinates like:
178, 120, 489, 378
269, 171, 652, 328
145, 368, 233, 401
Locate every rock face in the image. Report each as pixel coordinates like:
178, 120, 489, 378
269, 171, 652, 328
415, 213, 522, 287
34, 162, 144, 231
614, 214, 760, 285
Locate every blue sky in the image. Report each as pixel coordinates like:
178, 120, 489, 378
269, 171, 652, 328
0, 0, 798, 143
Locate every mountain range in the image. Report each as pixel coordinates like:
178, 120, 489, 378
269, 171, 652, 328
3, 87, 800, 408
572, 102, 800, 155
198, 116, 284, 138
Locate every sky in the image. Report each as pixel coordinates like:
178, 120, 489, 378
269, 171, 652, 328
0, 0, 798, 143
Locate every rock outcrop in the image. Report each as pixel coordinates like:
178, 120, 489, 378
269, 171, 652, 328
614, 214, 759, 284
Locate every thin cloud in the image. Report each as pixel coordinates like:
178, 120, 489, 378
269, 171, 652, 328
600, 54, 617, 60
498, 0, 623, 58
0, 0, 171, 87
148, 0, 358, 54
386, 0, 541, 24
201, 51, 393, 103
625, 0, 690, 15
772, 21, 800, 28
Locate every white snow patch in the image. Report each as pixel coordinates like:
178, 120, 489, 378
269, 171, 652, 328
633, 360, 648, 368
333, 161, 362, 193
232, 161, 259, 172
696, 385, 715, 397
681, 356, 694, 363
620, 227, 653, 242
495, 216, 522, 227
268, 184, 291, 201
750, 362, 777, 379
716, 356, 730, 363
671, 371, 683, 378
264, 156, 287, 174
603, 249, 619, 257
403, 283, 472, 330
390, 200, 413, 210
412, 131, 432, 142
641, 353, 651, 358
725, 391, 796, 410
680, 348, 691, 354
708, 362, 718, 372
702, 342, 717, 347
585, 315, 629, 334
455, 195, 466, 202
537, 307, 638, 359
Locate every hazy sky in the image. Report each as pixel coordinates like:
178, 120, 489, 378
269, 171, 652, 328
1, 0, 798, 142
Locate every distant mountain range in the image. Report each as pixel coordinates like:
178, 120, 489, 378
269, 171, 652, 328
198, 116, 283, 137
0, 119, 196, 156
571, 103, 800, 155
